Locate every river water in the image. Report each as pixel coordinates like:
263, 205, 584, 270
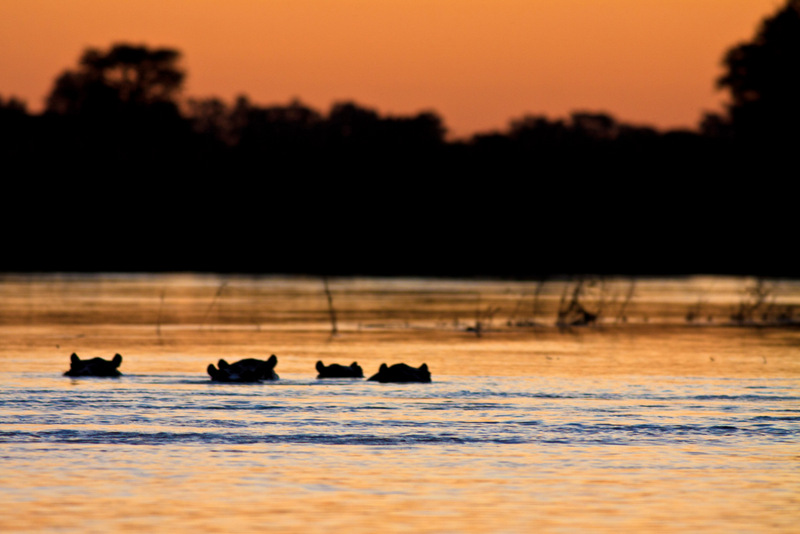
1, 274, 798, 533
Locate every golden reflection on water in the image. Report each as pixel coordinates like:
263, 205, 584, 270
4, 440, 798, 533
1, 274, 799, 533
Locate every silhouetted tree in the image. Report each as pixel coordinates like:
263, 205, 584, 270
717, 0, 800, 142
0, 95, 27, 116
570, 112, 618, 141
234, 97, 322, 148
42, 43, 191, 168
46, 43, 184, 116
508, 115, 568, 146
323, 102, 445, 150
381, 112, 445, 148
326, 101, 382, 147
0, 95, 33, 158
187, 96, 233, 146
698, 112, 734, 139
215, 96, 325, 166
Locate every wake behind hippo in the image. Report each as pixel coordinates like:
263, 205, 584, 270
207, 355, 279, 382
368, 363, 431, 383
64, 353, 123, 377
316, 361, 364, 379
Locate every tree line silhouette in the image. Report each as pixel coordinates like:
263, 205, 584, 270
1, 1, 797, 276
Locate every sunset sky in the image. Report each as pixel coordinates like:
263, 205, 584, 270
0, 0, 783, 138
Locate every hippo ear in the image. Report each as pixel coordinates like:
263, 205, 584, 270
112, 354, 122, 367
207, 364, 219, 379
420, 363, 428, 371
71, 353, 80, 364
267, 354, 278, 367
351, 362, 358, 367
218, 359, 229, 369
316, 361, 325, 372
380, 363, 388, 372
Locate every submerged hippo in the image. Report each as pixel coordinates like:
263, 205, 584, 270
64, 353, 123, 377
207, 355, 279, 382
368, 363, 431, 383
316, 361, 364, 379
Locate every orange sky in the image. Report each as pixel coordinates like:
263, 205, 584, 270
0, 0, 783, 138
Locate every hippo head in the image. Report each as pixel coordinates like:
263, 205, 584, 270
316, 360, 364, 378
64, 353, 123, 377
368, 362, 431, 383
208, 355, 279, 382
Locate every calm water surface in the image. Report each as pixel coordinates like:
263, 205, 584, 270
1, 275, 798, 533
